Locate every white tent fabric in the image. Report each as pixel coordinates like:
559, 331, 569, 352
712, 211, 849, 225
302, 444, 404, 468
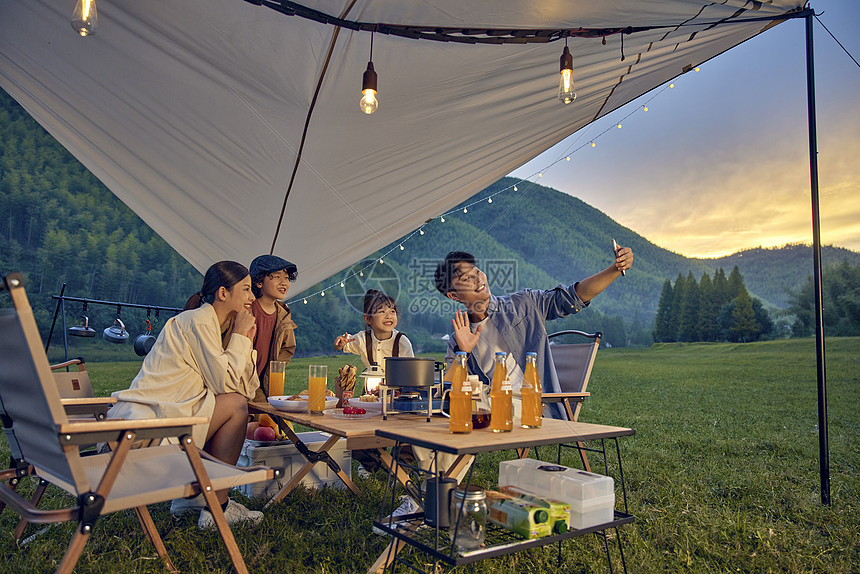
0, 0, 803, 291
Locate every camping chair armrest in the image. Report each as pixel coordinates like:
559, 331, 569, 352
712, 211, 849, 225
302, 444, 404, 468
542, 392, 589, 403
56, 416, 210, 446
61, 397, 117, 420
49, 357, 85, 371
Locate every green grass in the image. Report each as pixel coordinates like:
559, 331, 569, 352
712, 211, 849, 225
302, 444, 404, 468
2, 339, 858, 573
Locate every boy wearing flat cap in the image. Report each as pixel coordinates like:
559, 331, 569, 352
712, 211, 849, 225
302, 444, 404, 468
224, 255, 298, 403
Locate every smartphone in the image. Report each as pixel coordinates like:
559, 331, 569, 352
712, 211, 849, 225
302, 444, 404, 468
613, 239, 626, 276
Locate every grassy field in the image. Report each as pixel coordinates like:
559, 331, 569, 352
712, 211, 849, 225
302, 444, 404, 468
1, 338, 857, 573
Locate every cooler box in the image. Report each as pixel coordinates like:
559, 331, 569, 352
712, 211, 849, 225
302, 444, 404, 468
236, 432, 351, 498
499, 459, 615, 530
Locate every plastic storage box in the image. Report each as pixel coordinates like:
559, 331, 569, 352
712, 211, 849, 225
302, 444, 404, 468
499, 459, 615, 530
236, 432, 351, 498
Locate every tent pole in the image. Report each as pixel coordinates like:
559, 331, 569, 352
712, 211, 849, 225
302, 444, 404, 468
805, 12, 829, 506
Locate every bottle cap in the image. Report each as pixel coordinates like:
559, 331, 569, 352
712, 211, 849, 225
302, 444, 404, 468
455, 351, 467, 355
526, 352, 537, 357
495, 351, 507, 357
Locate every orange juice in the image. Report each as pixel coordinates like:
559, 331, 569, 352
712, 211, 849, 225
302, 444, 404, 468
308, 364, 327, 413
491, 352, 508, 392
490, 378, 513, 432
269, 371, 285, 397
449, 352, 472, 433
521, 352, 542, 428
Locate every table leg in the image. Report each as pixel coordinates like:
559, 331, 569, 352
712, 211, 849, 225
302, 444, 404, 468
264, 425, 362, 509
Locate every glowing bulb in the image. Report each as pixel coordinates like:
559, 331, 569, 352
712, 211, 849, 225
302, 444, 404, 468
694, 67, 700, 72
488, 197, 493, 203
463, 207, 468, 214
71, 0, 98, 37
566, 156, 570, 161
643, 106, 649, 112
303, 299, 308, 304
538, 173, 543, 178
591, 142, 596, 148
340, 282, 345, 287
513, 186, 518, 191
557, 46, 576, 104
379, 258, 384, 264
359, 62, 379, 114
617, 123, 622, 129
359, 271, 364, 277
440, 216, 445, 223
669, 83, 674, 88
320, 291, 325, 297
399, 244, 404, 250
419, 228, 425, 235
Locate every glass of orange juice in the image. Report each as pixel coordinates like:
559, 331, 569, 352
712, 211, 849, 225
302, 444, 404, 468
308, 365, 328, 413
269, 361, 287, 397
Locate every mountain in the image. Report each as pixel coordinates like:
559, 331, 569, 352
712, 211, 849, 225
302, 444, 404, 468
2, 88, 858, 355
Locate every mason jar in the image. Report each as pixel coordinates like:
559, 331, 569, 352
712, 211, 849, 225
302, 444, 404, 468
448, 485, 487, 551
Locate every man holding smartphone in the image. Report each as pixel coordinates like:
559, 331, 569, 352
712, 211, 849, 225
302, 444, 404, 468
434, 244, 632, 419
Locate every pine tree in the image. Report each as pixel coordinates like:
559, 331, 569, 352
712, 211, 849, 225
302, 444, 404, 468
697, 272, 721, 342
653, 279, 674, 343
678, 271, 700, 342
730, 290, 759, 342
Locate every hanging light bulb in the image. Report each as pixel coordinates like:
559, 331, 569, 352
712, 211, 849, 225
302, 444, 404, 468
71, 0, 98, 37
440, 216, 445, 223
419, 228, 425, 235
488, 197, 493, 203
359, 34, 379, 114
557, 41, 576, 104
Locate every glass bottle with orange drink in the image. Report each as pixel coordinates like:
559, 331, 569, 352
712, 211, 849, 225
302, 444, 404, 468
490, 351, 507, 392
449, 351, 472, 433
490, 353, 513, 432
521, 352, 542, 428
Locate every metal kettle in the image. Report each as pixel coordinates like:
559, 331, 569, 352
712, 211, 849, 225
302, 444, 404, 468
103, 317, 129, 344
68, 314, 96, 337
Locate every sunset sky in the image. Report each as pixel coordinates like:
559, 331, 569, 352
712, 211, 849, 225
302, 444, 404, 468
510, 0, 859, 258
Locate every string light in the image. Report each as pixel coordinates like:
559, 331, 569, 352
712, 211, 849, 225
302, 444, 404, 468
71, 0, 98, 36
287, 74, 690, 308
360, 33, 379, 114
557, 40, 576, 104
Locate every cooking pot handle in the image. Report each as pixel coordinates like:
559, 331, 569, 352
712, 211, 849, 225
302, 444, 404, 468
114, 318, 126, 332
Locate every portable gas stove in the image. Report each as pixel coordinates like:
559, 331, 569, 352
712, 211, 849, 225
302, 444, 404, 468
379, 383, 444, 421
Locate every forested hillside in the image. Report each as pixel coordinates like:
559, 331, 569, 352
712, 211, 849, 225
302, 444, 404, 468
2, 88, 858, 360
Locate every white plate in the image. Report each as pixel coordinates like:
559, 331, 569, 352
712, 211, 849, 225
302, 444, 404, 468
268, 396, 337, 412
324, 408, 379, 420
345, 398, 383, 411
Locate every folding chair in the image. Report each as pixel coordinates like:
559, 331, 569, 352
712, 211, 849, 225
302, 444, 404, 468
0, 272, 282, 574
543, 329, 602, 471
50, 357, 116, 421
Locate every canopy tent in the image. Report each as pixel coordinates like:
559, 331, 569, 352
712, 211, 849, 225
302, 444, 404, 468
0, 0, 808, 292
1, 1, 829, 504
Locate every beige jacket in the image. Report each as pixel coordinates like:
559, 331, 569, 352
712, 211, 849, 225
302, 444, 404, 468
108, 303, 259, 446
